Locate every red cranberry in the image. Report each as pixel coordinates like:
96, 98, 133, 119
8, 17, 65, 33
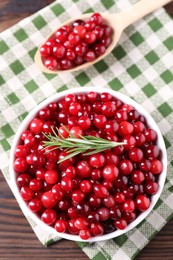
55, 220, 68, 233
40, 44, 52, 57
102, 164, 119, 181
41, 209, 57, 225
135, 194, 150, 211
28, 198, 42, 213
114, 218, 127, 230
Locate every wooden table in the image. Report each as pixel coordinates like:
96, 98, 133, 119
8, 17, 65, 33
0, 1, 173, 259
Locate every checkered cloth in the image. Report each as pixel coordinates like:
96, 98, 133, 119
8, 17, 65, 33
0, 0, 173, 259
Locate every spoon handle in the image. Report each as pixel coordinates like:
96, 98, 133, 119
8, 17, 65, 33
120, 0, 172, 29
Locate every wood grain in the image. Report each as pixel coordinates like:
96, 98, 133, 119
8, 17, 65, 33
0, 1, 173, 259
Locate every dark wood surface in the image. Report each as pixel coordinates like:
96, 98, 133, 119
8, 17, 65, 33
0, 1, 173, 259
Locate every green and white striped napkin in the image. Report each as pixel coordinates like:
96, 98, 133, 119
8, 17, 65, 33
0, 0, 173, 259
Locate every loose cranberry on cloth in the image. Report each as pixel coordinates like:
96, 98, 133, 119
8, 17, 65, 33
0, 0, 173, 259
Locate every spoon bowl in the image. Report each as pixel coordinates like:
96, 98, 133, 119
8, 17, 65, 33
35, 0, 171, 74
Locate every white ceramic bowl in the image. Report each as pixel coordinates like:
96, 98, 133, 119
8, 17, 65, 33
10, 87, 167, 242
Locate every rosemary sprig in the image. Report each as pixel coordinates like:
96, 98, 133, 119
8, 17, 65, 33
42, 127, 125, 163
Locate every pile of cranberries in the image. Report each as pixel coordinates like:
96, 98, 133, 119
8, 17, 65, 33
39, 13, 112, 70
14, 91, 163, 240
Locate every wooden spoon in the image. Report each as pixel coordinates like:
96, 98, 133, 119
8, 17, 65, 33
35, 0, 172, 74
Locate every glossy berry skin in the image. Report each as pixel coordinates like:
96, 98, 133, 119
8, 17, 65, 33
20, 186, 34, 201
94, 184, 109, 198
79, 229, 91, 240
29, 178, 42, 191
76, 160, 92, 178
45, 170, 59, 184
89, 153, 105, 168
129, 147, 144, 162
17, 173, 31, 187
114, 218, 127, 230
28, 198, 42, 213
122, 199, 135, 212
80, 180, 92, 193
14, 158, 28, 173
135, 194, 150, 211
150, 159, 163, 175
90, 223, 104, 236
131, 170, 145, 185
55, 220, 68, 233
15, 145, 29, 158
53, 44, 66, 58
41, 191, 57, 208
145, 181, 159, 195
40, 44, 52, 57
61, 177, 73, 191
41, 209, 57, 225
119, 159, 133, 175
44, 56, 59, 70
102, 164, 119, 181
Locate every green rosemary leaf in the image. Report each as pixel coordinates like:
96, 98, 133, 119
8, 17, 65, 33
42, 127, 126, 163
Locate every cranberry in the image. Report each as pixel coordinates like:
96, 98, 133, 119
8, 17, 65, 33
41, 191, 57, 208
84, 21, 96, 31
90, 223, 104, 236
144, 145, 160, 159
17, 173, 31, 187
131, 170, 145, 185
56, 29, 68, 43
40, 44, 52, 57
55, 220, 68, 233
72, 190, 85, 202
75, 217, 89, 230
89, 194, 101, 208
150, 159, 163, 174
89, 153, 105, 168
102, 164, 119, 181
84, 50, 96, 62
28, 198, 42, 213
14, 158, 28, 172
90, 13, 103, 25
80, 180, 92, 193
68, 219, 79, 234
119, 159, 133, 175
79, 229, 91, 240
97, 207, 109, 221
20, 186, 34, 201
29, 178, 42, 191
129, 147, 144, 162
52, 184, 65, 200
53, 43, 66, 58
87, 212, 99, 223
114, 218, 127, 230
44, 56, 59, 70
122, 199, 135, 212
94, 184, 109, 198
15, 145, 29, 158
109, 206, 122, 220
73, 25, 86, 38
145, 181, 159, 195
41, 209, 57, 225
118, 121, 134, 136
135, 194, 150, 211
144, 128, 157, 142
61, 177, 73, 191
73, 19, 85, 27
103, 195, 115, 208
114, 192, 125, 204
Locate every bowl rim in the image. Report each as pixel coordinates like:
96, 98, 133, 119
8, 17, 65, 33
9, 87, 167, 242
